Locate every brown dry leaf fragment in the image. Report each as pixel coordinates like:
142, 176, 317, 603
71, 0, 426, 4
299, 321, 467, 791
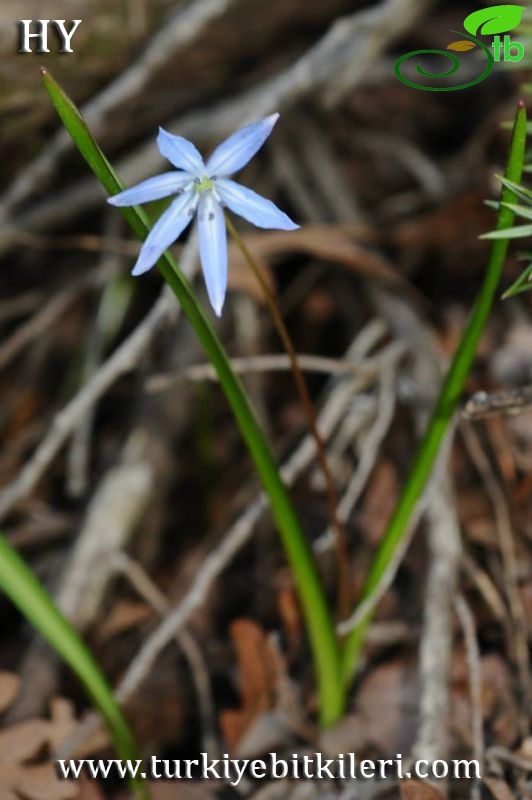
76, 775, 106, 800
517, 736, 532, 759
0, 698, 86, 799
47, 698, 78, 753
447, 40, 477, 51
400, 779, 445, 800
97, 600, 154, 642
13, 763, 78, 800
484, 777, 516, 800
0, 674, 20, 715
277, 585, 301, 660
359, 459, 398, 546
0, 720, 49, 765
219, 619, 277, 750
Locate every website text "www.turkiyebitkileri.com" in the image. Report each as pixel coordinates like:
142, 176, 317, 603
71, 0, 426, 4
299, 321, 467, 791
56, 752, 482, 786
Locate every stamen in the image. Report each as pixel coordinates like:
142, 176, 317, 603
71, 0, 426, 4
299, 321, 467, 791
208, 212, 215, 221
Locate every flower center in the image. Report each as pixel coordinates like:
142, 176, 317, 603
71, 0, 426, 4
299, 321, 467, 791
194, 176, 214, 193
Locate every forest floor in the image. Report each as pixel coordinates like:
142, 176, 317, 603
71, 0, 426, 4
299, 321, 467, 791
0, 1, 530, 798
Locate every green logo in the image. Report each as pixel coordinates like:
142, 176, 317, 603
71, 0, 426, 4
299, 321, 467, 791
395, 4, 526, 91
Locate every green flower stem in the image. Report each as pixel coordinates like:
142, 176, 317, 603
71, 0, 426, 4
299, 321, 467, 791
0, 535, 147, 800
42, 69, 344, 727
341, 102, 527, 688
224, 215, 351, 619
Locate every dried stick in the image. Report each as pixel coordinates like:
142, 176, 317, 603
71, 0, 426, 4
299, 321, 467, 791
58, 328, 397, 754
114, 339, 401, 705
463, 386, 532, 419
0, 240, 197, 522
0, 270, 104, 371
413, 469, 461, 781
146, 353, 383, 391
455, 594, 484, 800
314, 357, 399, 554
114, 553, 219, 756
460, 422, 530, 736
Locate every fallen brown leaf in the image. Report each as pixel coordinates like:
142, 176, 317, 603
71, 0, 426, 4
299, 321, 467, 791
400, 779, 445, 800
0, 698, 82, 800
219, 619, 277, 750
359, 459, 398, 546
484, 776, 516, 800
97, 600, 154, 642
0, 674, 20, 716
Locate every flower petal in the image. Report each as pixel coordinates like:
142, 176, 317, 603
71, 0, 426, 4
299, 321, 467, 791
206, 114, 279, 177
157, 127, 205, 174
107, 172, 192, 207
197, 194, 228, 316
132, 190, 198, 276
216, 179, 299, 230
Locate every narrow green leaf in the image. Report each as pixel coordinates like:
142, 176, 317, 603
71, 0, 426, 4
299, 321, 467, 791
341, 103, 528, 687
502, 262, 532, 297
500, 175, 532, 201
481, 223, 532, 239
0, 535, 147, 799
498, 201, 532, 220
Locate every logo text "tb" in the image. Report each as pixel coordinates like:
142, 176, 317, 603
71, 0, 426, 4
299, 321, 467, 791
18, 20, 82, 53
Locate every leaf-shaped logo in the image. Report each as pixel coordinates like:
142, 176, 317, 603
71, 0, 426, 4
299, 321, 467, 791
447, 40, 477, 51
463, 5, 526, 37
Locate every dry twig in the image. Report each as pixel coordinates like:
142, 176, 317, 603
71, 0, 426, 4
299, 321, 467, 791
0, 234, 198, 522
114, 553, 219, 756
455, 594, 484, 800
59, 325, 399, 753
460, 422, 530, 736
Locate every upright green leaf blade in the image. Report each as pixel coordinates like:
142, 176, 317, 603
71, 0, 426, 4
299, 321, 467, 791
341, 102, 527, 687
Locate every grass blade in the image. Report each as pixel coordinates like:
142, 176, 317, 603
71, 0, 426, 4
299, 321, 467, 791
341, 102, 527, 687
0, 535, 147, 798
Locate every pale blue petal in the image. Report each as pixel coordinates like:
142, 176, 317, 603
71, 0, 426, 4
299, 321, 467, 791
107, 172, 192, 206
132, 190, 198, 276
157, 127, 205, 174
216, 179, 299, 230
197, 194, 227, 316
206, 113, 279, 177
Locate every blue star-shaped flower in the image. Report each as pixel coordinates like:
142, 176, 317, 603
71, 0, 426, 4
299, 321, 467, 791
108, 113, 298, 316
